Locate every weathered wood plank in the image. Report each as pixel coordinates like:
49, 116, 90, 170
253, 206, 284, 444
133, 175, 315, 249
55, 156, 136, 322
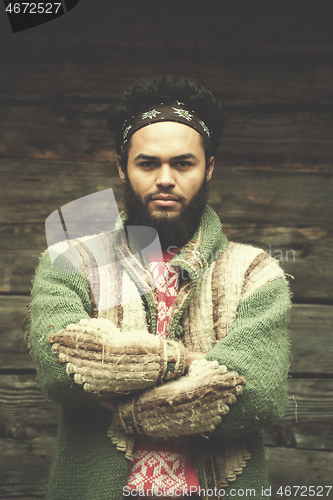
1, 160, 332, 226
0, 220, 332, 299
0, 104, 114, 163
267, 379, 333, 452
0, 375, 60, 439
1, 47, 332, 106
0, 160, 122, 224
0, 438, 332, 499
0, 106, 333, 167
2, 1, 333, 53
211, 169, 333, 226
266, 448, 333, 498
0, 223, 49, 295
220, 111, 333, 168
0, 437, 53, 499
288, 305, 333, 375
284, 379, 333, 423
1, 297, 332, 374
1, 374, 332, 449
266, 419, 333, 453
0, 296, 30, 370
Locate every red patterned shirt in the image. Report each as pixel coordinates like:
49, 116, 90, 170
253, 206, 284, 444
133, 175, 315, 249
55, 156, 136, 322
126, 248, 200, 496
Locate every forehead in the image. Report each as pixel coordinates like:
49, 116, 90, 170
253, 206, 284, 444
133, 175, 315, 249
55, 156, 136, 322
129, 121, 205, 157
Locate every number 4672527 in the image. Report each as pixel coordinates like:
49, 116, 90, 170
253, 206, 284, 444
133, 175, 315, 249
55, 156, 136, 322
6, 3, 62, 14
276, 486, 332, 497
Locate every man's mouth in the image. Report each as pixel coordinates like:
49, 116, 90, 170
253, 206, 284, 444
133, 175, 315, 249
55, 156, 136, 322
151, 194, 180, 207
152, 194, 179, 201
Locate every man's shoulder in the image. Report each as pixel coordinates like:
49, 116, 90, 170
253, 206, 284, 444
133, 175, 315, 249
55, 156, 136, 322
218, 240, 284, 268
221, 240, 265, 262
214, 240, 288, 296
41, 231, 115, 275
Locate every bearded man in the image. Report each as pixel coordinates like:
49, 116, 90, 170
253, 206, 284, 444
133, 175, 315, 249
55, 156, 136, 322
29, 75, 291, 500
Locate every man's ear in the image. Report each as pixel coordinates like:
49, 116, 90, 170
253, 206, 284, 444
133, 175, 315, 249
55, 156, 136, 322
206, 157, 215, 182
117, 156, 126, 183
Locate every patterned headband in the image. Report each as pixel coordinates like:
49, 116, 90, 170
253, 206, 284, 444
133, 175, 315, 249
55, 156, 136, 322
121, 101, 211, 150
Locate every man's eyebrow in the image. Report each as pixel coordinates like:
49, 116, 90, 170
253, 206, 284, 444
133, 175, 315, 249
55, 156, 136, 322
134, 154, 159, 161
134, 153, 198, 161
173, 153, 198, 161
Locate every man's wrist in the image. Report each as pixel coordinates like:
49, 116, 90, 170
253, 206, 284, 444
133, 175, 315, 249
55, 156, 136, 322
163, 340, 187, 380
116, 397, 141, 435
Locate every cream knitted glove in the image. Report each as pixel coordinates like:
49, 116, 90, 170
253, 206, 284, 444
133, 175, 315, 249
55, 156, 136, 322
48, 318, 186, 395
114, 358, 246, 437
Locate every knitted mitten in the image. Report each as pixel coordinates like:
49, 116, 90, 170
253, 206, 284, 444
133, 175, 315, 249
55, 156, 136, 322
48, 318, 186, 394
115, 359, 246, 437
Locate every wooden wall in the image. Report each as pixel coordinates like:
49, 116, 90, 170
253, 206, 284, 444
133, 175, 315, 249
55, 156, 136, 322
1, 2, 332, 498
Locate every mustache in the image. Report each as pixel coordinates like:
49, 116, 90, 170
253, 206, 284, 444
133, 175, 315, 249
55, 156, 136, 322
144, 190, 186, 203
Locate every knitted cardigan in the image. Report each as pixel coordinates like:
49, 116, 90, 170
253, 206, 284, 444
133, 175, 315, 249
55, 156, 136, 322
28, 206, 291, 500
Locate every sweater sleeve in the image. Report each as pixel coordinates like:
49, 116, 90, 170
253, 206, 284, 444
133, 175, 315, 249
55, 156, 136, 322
205, 275, 291, 437
29, 249, 186, 407
28, 249, 96, 407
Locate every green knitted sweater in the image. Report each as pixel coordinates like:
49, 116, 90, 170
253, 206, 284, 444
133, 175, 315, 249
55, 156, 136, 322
28, 206, 291, 500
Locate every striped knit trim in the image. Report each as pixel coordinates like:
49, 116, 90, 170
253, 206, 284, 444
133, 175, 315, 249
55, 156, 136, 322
168, 216, 220, 340
168, 280, 194, 340
115, 241, 157, 297
121, 270, 149, 333
75, 240, 100, 318
112, 222, 159, 332
91, 232, 123, 313
241, 251, 286, 301
97, 299, 123, 328
170, 206, 226, 281
194, 436, 255, 498
47, 236, 102, 316
211, 242, 264, 341
180, 261, 217, 354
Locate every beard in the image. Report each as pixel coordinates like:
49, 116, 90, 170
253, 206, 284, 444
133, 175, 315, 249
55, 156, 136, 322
122, 175, 209, 250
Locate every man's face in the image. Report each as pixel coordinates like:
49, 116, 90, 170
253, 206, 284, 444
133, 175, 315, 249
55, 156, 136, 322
117, 121, 214, 249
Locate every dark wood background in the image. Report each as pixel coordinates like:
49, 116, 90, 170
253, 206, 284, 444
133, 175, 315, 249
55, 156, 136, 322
0, 1, 332, 498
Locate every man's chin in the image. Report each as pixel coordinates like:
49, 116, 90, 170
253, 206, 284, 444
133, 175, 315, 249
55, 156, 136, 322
123, 177, 209, 250
149, 207, 181, 218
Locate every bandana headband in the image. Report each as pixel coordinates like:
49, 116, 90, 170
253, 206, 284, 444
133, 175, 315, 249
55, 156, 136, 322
121, 101, 211, 151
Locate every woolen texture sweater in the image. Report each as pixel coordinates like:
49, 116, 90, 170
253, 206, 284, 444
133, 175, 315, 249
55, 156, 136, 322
28, 206, 291, 500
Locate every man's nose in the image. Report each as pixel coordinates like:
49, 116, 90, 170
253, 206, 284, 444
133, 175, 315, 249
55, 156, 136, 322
155, 164, 176, 188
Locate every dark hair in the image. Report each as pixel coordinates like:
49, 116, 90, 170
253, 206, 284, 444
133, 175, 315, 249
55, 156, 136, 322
106, 75, 226, 170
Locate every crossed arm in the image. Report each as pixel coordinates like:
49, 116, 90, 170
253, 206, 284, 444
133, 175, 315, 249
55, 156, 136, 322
29, 249, 290, 440
96, 350, 207, 412
48, 318, 245, 437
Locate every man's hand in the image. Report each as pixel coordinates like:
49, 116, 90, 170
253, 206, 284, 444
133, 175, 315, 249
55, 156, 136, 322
184, 350, 206, 370
96, 351, 206, 412
48, 318, 186, 395
115, 359, 246, 438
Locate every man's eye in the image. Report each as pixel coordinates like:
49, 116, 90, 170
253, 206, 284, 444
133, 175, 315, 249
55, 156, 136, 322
176, 161, 191, 168
140, 162, 155, 168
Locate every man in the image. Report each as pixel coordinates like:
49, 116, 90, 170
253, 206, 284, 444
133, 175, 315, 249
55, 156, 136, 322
29, 75, 291, 500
